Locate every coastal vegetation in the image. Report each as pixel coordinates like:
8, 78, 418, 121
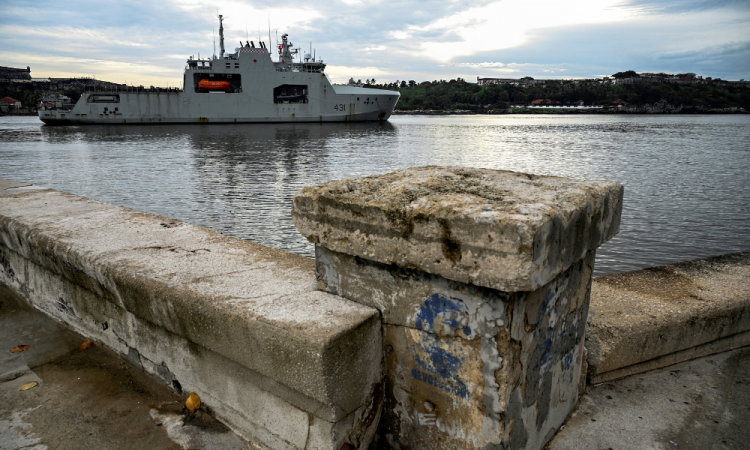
3, 73, 749, 114
362, 77, 750, 112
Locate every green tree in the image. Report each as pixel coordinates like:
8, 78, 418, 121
612, 70, 639, 79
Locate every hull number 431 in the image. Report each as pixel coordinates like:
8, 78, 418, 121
334, 104, 346, 111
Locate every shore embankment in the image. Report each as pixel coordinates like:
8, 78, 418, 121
1, 176, 748, 449
393, 104, 747, 115
0, 178, 383, 450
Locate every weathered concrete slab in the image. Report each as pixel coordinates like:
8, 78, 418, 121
549, 347, 750, 450
319, 248, 593, 450
586, 251, 750, 383
295, 167, 620, 450
292, 166, 622, 292
0, 182, 383, 449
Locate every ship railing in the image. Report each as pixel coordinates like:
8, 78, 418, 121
275, 67, 323, 73
83, 86, 184, 93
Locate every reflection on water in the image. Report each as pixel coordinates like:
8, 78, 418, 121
1, 115, 749, 277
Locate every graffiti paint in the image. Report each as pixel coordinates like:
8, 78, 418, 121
411, 368, 468, 399
411, 293, 471, 400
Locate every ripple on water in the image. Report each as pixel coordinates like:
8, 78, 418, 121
1, 114, 749, 276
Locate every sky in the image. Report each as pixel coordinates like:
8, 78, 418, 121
1, 0, 748, 86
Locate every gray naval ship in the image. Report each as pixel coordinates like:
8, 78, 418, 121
39, 16, 400, 125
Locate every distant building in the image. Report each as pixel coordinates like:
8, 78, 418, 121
0, 66, 32, 81
478, 77, 523, 86
0, 96, 22, 113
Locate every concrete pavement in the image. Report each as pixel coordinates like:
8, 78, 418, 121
549, 346, 750, 450
0, 282, 253, 450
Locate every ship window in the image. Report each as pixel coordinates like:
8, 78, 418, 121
234, 63, 239, 68
225, 63, 230, 68
273, 84, 308, 104
87, 94, 120, 103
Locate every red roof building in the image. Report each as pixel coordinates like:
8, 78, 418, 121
0, 96, 22, 112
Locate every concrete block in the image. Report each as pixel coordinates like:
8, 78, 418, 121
293, 166, 622, 292
0, 182, 384, 449
293, 167, 620, 450
587, 251, 750, 383
322, 249, 593, 450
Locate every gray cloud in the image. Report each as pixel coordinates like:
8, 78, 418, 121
1, 0, 747, 84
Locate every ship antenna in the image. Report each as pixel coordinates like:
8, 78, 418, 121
268, 16, 272, 55
218, 14, 225, 57
213, 26, 216, 59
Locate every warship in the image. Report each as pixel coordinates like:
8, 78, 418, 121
39, 15, 400, 125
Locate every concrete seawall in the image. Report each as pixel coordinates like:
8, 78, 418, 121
586, 251, 750, 383
2, 173, 748, 450
0, 179, 383, 450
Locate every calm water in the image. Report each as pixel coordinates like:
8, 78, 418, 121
1, 114, 749, 277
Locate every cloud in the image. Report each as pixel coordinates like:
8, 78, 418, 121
443, 62, 507, 68
0, 0, 747, 84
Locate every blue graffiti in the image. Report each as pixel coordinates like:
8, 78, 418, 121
535, 292, 557, 380
415, 293, 470, 335
534, 289, 579, 379
414, 334, 465, 381
411, 368, 468, 399
563, 352, 574, 371
411, 293, 470, 400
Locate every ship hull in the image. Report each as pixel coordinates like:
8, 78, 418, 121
39, 59, 400, 125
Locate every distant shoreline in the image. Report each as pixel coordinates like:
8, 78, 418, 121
393, 108, 748, 115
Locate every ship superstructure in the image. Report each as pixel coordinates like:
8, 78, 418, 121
39, 15, 400, 124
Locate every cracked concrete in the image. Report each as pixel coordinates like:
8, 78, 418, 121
0, 282, 253, 450
295, 167, 621, 450
586, 251, 750, 383
0, 178, 384, 449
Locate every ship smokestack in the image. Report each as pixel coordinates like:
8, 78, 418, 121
218, 14, 225, 56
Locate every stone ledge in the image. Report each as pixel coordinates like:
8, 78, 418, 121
292, 166, 622, 292
586, 251, 750, 382
0, 183, 383, 448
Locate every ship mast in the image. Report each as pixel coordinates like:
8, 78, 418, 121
218, 14, 225, 57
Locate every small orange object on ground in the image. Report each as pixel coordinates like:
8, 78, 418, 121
20, 381, 38, 391
186, 392, 201, 411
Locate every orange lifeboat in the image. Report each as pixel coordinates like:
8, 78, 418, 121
198, 79, 231, 92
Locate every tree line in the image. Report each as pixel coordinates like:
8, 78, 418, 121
362, 78, 750, 111
4, 76, 749, 113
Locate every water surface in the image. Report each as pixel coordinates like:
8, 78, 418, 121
1, 114, 748, 277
